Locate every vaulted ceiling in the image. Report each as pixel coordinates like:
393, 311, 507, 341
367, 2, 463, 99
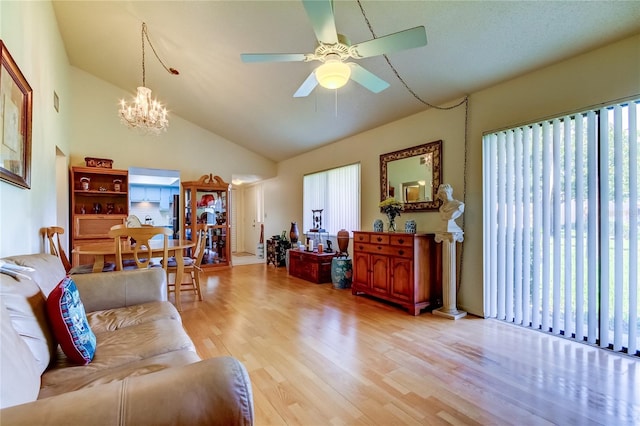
52, 1, 640, 162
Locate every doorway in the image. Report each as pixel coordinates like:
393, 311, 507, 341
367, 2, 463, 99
230, 182, 264, 265
54, 146, 69, 252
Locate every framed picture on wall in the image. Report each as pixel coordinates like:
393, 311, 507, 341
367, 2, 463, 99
0, 40, 32, 189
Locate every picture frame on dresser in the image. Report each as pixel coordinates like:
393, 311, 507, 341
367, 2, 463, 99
0, 40, 32, 189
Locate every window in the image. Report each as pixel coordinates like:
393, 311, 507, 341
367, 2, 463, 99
303, 163, 360, 236
483, 99, 638, 356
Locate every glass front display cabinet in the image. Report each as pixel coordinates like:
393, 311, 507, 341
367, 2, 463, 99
181, 174, 231, 269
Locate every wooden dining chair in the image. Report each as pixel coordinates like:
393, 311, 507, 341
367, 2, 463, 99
167, 227, 206, 302
45, 226, 116, 274
107, 226, 171, 271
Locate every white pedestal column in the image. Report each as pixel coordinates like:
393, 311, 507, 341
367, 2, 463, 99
433, 231, 467, 320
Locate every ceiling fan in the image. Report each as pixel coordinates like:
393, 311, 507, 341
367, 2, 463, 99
240, 0, 427, 97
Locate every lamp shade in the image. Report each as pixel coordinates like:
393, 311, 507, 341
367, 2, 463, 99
315, 59, 351, 89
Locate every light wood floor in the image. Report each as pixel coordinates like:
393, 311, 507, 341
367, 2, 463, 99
178, 264, 639, 426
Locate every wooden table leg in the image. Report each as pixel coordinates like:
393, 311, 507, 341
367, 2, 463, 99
174, 250, 184, 312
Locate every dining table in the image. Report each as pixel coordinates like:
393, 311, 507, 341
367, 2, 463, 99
72, 238, 195, 311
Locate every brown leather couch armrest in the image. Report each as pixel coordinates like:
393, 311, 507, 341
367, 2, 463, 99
1, 356, 254, 426
72, 268, 167, 312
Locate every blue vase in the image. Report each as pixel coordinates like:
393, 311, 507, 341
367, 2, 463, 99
373, 219, 384, 232
405, 219, 417, 234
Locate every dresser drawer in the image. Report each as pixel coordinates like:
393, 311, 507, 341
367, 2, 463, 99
355, 242, 413, 258
74, 215, 125, 239
390, 235, 414, 248
353, 232, 370, 243
369, 234, 390, 245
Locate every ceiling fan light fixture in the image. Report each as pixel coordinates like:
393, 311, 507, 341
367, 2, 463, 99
315, 58, 351, 89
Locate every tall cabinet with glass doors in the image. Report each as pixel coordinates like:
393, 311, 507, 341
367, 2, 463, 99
181, 174, 231, 269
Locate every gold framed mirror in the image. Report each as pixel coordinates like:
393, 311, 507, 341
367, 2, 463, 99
380, 140, 442, 212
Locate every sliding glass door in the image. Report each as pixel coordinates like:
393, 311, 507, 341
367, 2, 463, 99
482, 99, 638, 356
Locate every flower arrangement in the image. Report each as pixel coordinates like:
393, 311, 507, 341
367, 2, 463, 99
379, 197, 403, 215
379, 197, 403, 231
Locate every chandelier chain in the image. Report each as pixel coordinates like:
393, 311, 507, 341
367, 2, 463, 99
141, 23, 146, 87
141, 22, 179, 78
356, 0, 469, 292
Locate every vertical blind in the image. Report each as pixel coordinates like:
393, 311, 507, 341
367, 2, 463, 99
303, 163, 360, 236
483, 99, 639, 355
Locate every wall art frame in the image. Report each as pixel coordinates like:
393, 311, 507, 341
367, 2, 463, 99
0, 40, 32, 189
380, 140, 442, 212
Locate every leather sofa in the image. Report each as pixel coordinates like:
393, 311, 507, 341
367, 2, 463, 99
0, 253, 253, 425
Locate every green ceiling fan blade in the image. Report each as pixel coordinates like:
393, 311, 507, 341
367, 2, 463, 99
351, 26, 427, 59
302, 0, 338, 44
349, 63, 390, 93
241, 53, 307, 63
293, 71, 319, 97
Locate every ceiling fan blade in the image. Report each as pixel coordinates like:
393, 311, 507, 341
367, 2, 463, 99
241, 53, 307, 63
350, 26, 427, 59
302, 0, 338, 44
348, 63, 390, 93
293, 71, 319, 98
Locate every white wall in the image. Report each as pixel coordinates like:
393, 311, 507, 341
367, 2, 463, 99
265, 34, 640, 316
67, 67, 276, 184
0, 1, 71, 256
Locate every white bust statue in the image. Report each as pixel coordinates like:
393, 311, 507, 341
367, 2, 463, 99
436, 184, 464, 232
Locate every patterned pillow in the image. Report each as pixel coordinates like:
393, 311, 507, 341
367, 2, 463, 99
46, 277, 96, 365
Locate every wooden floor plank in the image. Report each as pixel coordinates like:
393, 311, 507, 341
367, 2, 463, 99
178, 264, 639, 426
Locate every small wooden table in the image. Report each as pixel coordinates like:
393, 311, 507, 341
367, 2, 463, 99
72, 239, 195, 311
288, 250, 335, 283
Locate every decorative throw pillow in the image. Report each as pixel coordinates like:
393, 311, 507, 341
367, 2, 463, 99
46, 276, 96, 365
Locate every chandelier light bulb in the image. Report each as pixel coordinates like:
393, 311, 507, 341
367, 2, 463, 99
315, 56, 351, 90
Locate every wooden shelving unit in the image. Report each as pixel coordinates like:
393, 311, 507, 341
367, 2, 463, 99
70, 166, 128, 266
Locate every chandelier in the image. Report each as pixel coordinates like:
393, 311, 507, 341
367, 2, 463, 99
119, 23, 178, 135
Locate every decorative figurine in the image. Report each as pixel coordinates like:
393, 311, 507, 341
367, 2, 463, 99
436, 183, 464, 232
325, 240, 333, 253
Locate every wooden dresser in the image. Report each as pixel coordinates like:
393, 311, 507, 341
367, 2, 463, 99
352, 231, 441, 315
288, 250, 335, 283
